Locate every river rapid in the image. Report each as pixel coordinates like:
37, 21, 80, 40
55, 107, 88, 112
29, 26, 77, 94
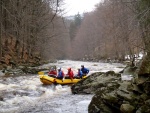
0, 60, 126, 113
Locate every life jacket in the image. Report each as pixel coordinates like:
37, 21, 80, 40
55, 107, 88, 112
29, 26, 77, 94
78, 70, 83, 77
81, 67, 89, 74
67, 70, 74, 78
48, 70, 57, 76
58, 70, 64, 77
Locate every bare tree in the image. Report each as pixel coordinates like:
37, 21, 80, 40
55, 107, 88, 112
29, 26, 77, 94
0, 0, 69, 66
70, 0, 143, 61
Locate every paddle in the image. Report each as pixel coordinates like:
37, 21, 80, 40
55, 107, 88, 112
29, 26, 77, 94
38, 71, 44, 75
62, 74, 66, 82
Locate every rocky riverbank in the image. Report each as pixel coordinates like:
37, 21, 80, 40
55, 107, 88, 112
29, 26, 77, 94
0, 60, 58, 77
71, 65, 150, 113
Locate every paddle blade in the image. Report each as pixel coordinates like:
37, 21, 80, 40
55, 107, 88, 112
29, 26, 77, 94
38, 71, 44, 75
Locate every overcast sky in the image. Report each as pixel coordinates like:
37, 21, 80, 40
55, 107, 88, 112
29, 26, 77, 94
63, 0, 101, 16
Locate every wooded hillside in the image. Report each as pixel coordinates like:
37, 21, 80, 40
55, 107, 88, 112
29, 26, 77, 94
69, 0, 148, 61
0, 0, 70, 69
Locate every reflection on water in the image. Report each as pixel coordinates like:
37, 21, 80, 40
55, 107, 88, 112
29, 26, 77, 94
0, 60, 125, 113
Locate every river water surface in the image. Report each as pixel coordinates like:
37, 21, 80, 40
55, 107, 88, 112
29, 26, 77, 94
0, 60, 126, 113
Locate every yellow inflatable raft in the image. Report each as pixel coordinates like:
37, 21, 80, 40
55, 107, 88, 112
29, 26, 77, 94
38, 72, 86, 85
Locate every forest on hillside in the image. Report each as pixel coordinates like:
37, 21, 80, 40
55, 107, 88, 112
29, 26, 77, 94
0, 0, 150, 69
70, 0, 150, 62
0, 0, 70, 69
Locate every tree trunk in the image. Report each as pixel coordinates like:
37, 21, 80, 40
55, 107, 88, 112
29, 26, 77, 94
0, 0, 3, 58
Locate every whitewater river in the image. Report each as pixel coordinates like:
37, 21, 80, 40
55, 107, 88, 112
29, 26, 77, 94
0, 60, 126, 113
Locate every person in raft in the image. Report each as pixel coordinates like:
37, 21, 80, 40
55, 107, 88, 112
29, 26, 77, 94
65, 68, 74, 81
56, 68, 64, 79
74, 68, 83, 79
48, 67, 57, 77
81, 65, 89, 77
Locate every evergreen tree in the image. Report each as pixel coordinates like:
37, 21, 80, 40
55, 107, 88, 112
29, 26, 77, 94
69, 13, 82, 41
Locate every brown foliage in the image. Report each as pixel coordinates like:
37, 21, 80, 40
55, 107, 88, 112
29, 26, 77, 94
70, 0, 144, 61
0, 0, 69, 68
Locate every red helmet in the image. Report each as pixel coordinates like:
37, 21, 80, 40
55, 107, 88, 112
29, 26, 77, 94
67, 68, 71, 70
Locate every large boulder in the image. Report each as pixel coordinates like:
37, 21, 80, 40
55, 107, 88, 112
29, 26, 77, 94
71, 71, 121, 94
88, 81, 136, 113
71, 66, 150, 113
122, 66, 137, 76
88, 78, 150, 113
137, 55, 150, 75
120, 104, 135, 113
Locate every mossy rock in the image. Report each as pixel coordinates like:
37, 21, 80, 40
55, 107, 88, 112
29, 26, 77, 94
138, 55, 150, 75
136, 105, 150, 113
120, 104, 135, 113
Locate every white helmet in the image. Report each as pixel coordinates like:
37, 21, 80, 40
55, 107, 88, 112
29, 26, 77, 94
58, 67, 61, 71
